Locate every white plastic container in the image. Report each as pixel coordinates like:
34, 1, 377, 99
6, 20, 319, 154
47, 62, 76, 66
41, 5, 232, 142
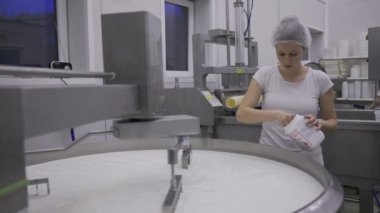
354, 80, 361, 99
323, 47, 337, 58
375, 110, 380, 121
361, 81, 371, 99
348, 81, 355, 98
342, 81, 349, 98
323, 61, 340, 78
338, 39, 350, 57
284, 114, 325, 150
360, 61, 368, 78
350, 65, 361, 78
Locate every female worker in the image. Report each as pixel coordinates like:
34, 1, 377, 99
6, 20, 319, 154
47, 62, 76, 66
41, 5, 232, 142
236, 16, 337, 165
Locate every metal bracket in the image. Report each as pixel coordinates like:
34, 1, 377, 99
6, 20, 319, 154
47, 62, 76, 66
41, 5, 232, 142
162, 175, 183, 213
181, 145, 192, 169
177, 136, 192, 169
28, 178, 50, 196
162, 135, 192, 213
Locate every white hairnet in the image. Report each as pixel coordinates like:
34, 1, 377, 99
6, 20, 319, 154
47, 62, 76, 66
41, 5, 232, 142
271, 16, 311, 48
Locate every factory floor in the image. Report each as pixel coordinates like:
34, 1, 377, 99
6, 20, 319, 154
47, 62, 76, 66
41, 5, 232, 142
340, 186, 380, 213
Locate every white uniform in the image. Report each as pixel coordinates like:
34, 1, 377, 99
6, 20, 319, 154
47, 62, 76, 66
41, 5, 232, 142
253, 65, 333, 165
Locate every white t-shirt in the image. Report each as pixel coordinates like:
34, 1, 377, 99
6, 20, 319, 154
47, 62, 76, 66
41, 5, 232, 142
253, 65, 333, 165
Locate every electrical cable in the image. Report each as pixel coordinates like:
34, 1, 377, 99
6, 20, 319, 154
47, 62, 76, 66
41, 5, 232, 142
60, 78, 68, 85
54, 17, 75, 141
244, 0, 254, 36
54, 11, 70, 85
54, 22, 67, 63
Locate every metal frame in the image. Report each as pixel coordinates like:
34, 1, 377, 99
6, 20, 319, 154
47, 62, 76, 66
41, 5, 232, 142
0, 84, 138, 213
192, 31, 259, 90
102, 11, 165, 118
164, 88, 222, 127
0, 65, 114, 79
369, 27, 380, 80
164, 30, 259, 129
112, 115, 200, 139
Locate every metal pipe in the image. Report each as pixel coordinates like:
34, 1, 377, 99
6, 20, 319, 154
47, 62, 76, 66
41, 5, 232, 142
0, 65, 115, 79
234, 0, 245, 66
226, 0, 232, 88
225, 0, 231, 66
344, 197, 359, 203
170, 165, 176, 188
247, 0, 253, 67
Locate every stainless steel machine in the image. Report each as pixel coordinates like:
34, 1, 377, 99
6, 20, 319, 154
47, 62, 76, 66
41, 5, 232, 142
0, 74, 138, 213
164, 0, 259, 137
0, 70, 200, 213
0, 11, 200, 213
0, 9, 344, 213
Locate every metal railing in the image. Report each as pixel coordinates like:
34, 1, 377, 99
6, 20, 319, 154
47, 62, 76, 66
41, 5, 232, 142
0, 65, 115, 79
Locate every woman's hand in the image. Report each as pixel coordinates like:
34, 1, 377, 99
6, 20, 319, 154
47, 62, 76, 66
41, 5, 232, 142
304, 114, 322, 130
275, 111, 295, 126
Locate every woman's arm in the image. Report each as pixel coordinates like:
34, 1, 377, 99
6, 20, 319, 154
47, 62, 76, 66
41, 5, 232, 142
368, 95, 380, 109
236, 79, 294, 125
307, 88, 337, 133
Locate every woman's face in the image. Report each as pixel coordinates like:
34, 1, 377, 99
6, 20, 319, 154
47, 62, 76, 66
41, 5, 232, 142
275, 42, 304, 70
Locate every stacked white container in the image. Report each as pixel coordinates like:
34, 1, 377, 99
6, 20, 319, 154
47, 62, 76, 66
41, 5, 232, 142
375, 110, 380, 121
323, 47, 337, 58
338, 39, 350, 57
362, 80, 375, 100
350, 65, 361, 78
357, 39, 371, 99
332, 33, 373, 101
322, 48, 340, 78
323, 61, 340, 78
339, 60, 351, 77
348, 81, 355, 98
361, 81, 371, 99
354, 32, 368, 57
342, 81, 349, 98
360, 60, 368, 78
350, 65, 361, 99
